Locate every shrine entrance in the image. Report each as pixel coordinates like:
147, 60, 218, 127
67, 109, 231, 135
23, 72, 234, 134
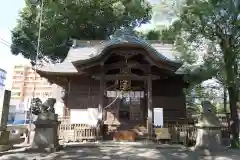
105, 90, 147, 141
37, 31, 186, 143
80, 48, 161, 140
106, 90, 145, 130
72, 33, 182, 140
119, 97, 130, 121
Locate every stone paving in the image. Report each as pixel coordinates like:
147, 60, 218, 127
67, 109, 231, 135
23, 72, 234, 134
0, 145, 240, 160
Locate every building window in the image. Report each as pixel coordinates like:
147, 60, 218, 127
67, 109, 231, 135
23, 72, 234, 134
12, 87, 20, 90
11, 97, 20, 100
15, 71, 24, 76
43, 92, 49, 96
12, 92, 21, 96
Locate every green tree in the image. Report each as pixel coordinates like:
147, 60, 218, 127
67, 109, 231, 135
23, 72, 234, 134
172, 0, 240, 147
140, 25, 202, 106
151, 0, 185, 26
11, 0, 152, 62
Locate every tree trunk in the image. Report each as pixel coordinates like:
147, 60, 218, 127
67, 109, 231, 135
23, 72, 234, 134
223, 86, 227, 113
221, 40, 239, 147
228, 86, 239, 148
224, 86, 231, 134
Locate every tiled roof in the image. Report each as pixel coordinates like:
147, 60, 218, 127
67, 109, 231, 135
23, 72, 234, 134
70, 32, 182, 68
36, 60, 78, 73
37, 31, 182, 74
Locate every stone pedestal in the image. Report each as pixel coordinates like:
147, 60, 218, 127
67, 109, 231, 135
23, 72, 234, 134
0, 90, 12, 151
195, 127, 223, 150
30, 112, 60, 152
0, 130, 12, 151
193, 101, 226, 156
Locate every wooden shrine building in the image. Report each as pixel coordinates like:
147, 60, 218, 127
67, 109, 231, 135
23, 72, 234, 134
37, 31, 188, 140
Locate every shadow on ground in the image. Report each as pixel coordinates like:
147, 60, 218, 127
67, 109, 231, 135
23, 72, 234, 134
3, 145, 239, 160
156, 147, 200, 160
0, 146, 164, 160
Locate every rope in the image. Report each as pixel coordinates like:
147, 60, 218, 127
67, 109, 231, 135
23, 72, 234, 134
103, 83, 142, 109
104, 95, 120, 109
102, 82, 120, 109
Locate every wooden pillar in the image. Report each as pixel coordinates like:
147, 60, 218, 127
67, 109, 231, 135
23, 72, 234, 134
99, 71, 105, 121
64, 78, 71, 117
147, 74, 153, 139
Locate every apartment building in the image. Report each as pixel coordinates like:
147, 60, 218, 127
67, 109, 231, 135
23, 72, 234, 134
0, 68, 7, 107
11, 64, 53, 102
8, 64, 65, 121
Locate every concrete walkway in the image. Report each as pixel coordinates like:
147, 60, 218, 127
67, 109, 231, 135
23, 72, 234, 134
0, 145, 239, 160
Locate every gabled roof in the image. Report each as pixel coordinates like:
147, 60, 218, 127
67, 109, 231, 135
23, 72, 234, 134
37, 43, 181, 74
37, 31, 182, 74
72, 31, 182, 70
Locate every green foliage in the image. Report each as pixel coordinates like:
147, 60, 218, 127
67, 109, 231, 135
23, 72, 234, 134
11, 0, 152, 62
145, 30, 160, 40
159, 27, 176, 44
142, 26, 178, 43
216, 103, 230, 114
151, 0, 184, 25
186, 106, 201, 115
172, 0, 240, 147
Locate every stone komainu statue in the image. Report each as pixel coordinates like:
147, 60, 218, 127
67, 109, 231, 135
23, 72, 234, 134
31, 98, 56, 115
30, 98, 42, 115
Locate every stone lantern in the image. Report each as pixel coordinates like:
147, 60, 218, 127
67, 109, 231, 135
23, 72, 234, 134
193, 101, 226, 155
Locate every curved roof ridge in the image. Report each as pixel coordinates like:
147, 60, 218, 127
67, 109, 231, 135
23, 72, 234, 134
80, 32, 182, 67
126, 34, 175, 62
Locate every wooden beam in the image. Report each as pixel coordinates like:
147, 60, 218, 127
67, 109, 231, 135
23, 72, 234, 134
144, 56, 175, 71
103, 61, 150, 73
93, 74, 160, 80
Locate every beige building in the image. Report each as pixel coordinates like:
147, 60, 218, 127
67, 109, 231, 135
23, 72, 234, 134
11, 64, 53, 102
9, 64, 66, 120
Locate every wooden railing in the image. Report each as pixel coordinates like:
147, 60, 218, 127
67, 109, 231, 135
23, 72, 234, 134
162, 123, 196, 145
58, 116, 229, 144
163, 123, 228, 145
58, 117, 101, 142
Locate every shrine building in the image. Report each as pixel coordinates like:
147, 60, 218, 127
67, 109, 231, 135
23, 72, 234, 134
36, 31, 189, 140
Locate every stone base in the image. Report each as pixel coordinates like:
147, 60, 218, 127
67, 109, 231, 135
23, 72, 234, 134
193, 128, 226, 156
30, 126, 59, 152
0, 130, 10, 145
0, 144, 13, 152
30, 113, 60, 153
0, 130, 12, 152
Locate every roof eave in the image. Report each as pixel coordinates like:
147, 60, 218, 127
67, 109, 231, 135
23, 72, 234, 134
72, 42, 182, 71
36, 69, 80, 76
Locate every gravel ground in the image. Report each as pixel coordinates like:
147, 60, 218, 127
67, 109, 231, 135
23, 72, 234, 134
0, 145, 240, 160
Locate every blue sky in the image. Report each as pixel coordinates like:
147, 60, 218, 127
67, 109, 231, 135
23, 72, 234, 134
0, 0, 160, 90
0, 0, 28, 89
